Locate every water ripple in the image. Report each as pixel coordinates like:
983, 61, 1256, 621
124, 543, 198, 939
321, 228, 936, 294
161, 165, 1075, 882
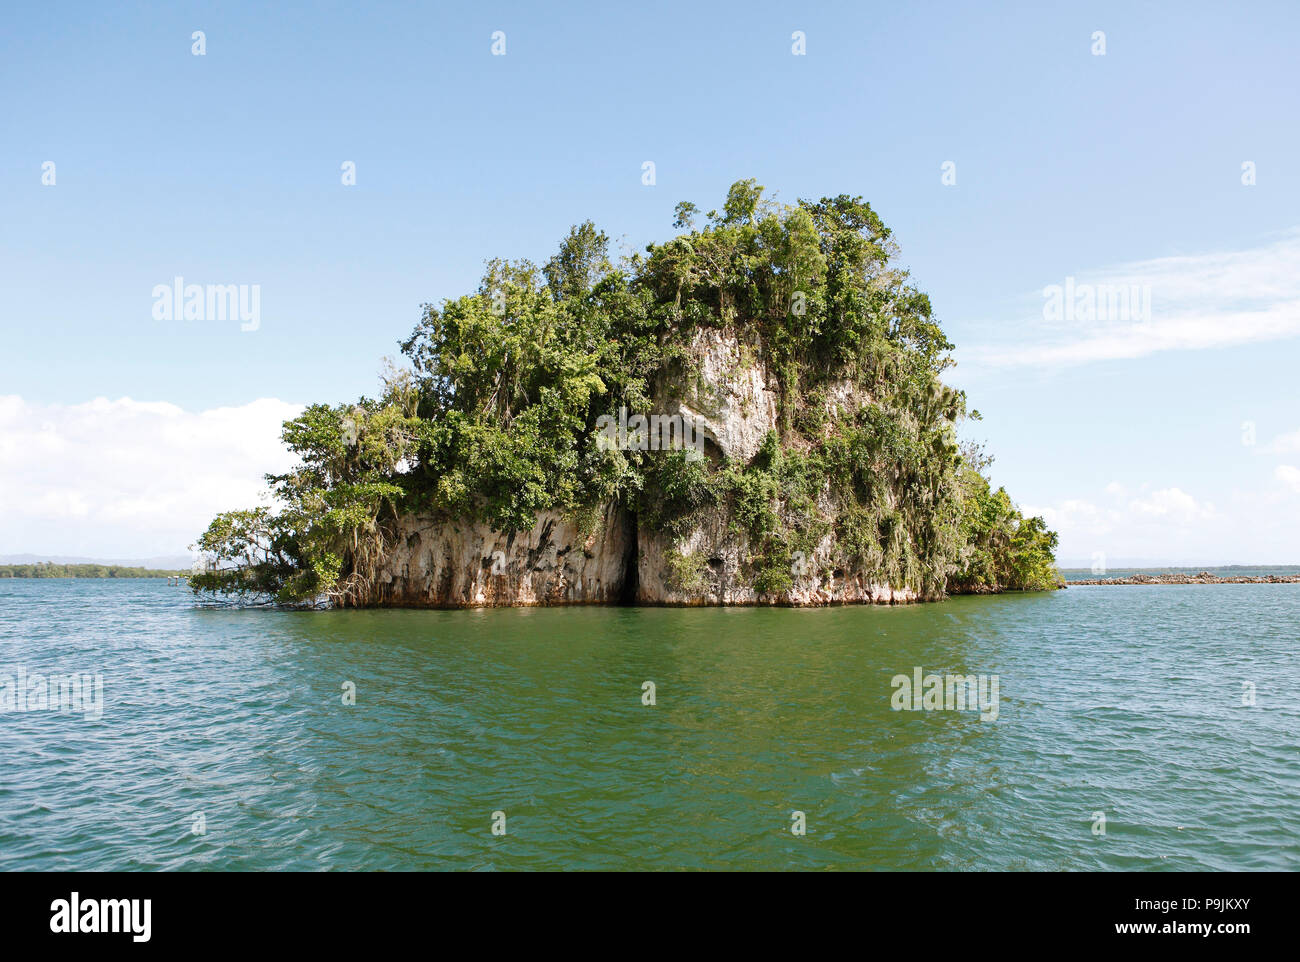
0, 580, 1297, 869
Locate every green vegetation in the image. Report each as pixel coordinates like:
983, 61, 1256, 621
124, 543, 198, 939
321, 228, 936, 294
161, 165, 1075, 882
0, 564, 186, 579
948, 444, 1061, 592
193, 180, 1059, 604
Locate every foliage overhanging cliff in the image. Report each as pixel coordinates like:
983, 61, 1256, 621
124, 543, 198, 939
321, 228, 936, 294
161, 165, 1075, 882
192, 180, 1060, 606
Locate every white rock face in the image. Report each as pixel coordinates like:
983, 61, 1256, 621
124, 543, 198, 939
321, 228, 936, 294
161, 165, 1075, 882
655, 326, 780, 463
821, 378, 873, 433
635, 327, 922, 605
375, 326, 924, 607
375, 502, 633, 607
635, 492, 922, 606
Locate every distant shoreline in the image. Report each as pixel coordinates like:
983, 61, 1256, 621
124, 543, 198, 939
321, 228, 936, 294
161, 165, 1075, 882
0, 564, 186, 579
1067, 571, 1300, 586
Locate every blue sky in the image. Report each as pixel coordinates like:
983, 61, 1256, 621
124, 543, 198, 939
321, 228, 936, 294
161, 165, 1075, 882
3, 0, 1299, 563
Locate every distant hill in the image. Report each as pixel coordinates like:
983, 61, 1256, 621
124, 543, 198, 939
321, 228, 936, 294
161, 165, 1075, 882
0, 553, 193, 569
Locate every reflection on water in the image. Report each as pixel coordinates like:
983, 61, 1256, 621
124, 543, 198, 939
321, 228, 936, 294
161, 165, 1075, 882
1, 580, 1297, 870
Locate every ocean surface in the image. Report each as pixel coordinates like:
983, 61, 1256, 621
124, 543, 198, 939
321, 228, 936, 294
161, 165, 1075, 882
1, 579, 1297, 871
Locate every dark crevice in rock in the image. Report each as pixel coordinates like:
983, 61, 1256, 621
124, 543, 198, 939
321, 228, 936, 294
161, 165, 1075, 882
619, 509, 639, 605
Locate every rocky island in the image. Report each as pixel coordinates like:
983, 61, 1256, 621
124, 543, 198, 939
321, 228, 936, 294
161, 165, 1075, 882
192, 181, 1060, 607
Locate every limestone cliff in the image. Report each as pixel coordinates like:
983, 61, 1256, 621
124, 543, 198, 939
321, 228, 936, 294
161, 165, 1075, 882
378, 327, 925, 607
376, 503, 634, 607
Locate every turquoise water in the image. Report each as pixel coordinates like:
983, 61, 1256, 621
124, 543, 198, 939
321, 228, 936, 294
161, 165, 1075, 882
1, 579, 1297, 870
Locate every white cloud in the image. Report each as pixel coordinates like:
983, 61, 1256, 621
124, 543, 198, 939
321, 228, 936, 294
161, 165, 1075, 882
1020, 498, 1119, 536
1275, 465, 1300, 494
1021, 484, 1234, 564
965, 230, 1300, 367
1030, 486, 1216, 533
0, 395, 303, 558
1259, 429, 1300, 455
1127, 487, 1216, 522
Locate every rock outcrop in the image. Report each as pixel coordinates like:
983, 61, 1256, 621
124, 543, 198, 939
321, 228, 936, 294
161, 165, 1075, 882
372, 502, 634, 607
636, 326, 926, 605
654, 326, 780, 464
376, 325, 927, 607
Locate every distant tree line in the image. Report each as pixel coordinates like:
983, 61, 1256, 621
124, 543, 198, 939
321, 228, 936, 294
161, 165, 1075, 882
0, 564, 186, 579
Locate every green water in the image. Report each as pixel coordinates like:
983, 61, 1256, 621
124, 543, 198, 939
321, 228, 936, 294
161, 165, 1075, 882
1, 580, 1297, 870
